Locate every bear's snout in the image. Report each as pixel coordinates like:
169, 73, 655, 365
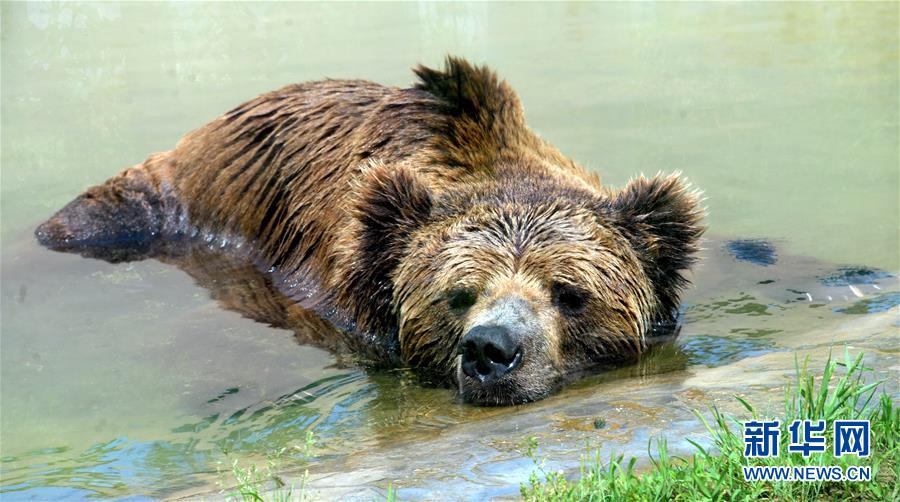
459, 325, 523, 383
456, 294, 557, 405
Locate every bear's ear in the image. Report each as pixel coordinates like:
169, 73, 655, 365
606, 174, 705, 318
352, 163, 434, 253
340, 163, 434, 334
413, 56, 526, 171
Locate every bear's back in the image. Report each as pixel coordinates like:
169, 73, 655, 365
168, 79, 443, 279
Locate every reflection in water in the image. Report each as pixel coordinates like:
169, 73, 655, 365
724, 239, 778, 267
679, 335, 779, 368
835, 293, 900, 316
2, 356, 447, 498
819, 267, 897, 287
156, 242, 380, 363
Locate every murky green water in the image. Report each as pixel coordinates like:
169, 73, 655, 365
2, 2, 898, 500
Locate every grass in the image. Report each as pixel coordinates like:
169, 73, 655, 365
224, 430, 314, 502
521, 351, 899, 501
224, 429, 397, 502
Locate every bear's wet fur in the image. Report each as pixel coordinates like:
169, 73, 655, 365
37, 57, 704, 405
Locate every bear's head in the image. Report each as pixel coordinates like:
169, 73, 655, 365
338, 58, 704, 405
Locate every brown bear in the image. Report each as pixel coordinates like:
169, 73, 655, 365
36, 57, 704, 405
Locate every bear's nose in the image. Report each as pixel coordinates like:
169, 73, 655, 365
460, 325, 523, 383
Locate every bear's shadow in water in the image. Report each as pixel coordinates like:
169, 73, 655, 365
49, 234, 391, 366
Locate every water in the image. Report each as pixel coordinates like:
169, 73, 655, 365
1, 2, 898, 499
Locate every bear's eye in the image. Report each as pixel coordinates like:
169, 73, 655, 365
552, 283, 588, 316
447, 287, 478, 312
